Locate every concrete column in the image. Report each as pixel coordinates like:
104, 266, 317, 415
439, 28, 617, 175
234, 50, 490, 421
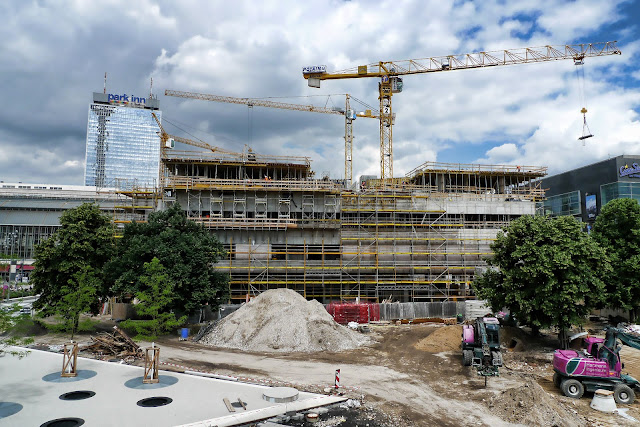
8, 260, 16, 282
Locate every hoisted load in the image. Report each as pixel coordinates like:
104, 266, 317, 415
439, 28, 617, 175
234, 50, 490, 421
579, 107, 593, 144
574, 56, 593, 144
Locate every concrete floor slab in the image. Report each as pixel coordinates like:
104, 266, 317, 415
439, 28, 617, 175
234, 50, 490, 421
0, 347, 345, 426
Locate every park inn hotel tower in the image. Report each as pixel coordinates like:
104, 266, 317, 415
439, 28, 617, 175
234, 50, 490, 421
84, 92, 161, 189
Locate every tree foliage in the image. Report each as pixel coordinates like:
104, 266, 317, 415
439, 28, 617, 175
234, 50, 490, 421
106, 203, 229, 314
31, 203, 114, 325
591, 198, 640, 315
473, 215, 610, 333
55, 266, 100, 339
120, 258, 186, 340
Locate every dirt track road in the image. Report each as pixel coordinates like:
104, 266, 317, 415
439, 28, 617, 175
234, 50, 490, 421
157, 338, 511, 426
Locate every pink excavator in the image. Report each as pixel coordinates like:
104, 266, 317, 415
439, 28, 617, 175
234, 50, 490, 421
552, 326, 640, 404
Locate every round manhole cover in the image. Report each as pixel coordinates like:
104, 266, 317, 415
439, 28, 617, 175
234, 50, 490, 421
40, 417, 85, 427
136, 397, 173, 407
59, 391, 95, 401
263, 386, 299, 403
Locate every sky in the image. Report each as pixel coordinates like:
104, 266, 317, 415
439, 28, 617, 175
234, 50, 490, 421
1, 0, 640, 185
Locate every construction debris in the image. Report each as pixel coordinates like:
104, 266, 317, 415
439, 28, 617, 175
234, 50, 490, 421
198, 288, 369, 353
82, 326, 143, 359
488, 380, 583, 427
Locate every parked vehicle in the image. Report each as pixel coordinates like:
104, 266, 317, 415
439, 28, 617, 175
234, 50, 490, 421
553, 326, 640, 404
462, 317, 503, 377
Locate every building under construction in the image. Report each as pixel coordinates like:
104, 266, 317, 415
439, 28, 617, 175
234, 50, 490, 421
113, 149, 546, 303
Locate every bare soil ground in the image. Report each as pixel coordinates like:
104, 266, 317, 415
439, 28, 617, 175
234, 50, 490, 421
24, 318, 640, 426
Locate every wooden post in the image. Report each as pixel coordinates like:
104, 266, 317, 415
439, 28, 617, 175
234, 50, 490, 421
61, 342, 79, 377
143, 344, 160, 384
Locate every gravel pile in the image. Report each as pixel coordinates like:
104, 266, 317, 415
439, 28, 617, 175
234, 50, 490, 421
198, 288, 369, 353
488, 380, 582, 427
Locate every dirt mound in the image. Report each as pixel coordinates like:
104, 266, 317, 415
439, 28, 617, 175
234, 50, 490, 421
501, 326, 530, 352
414, 325, 462, 353
198, 288, 369, 353
489, 380, 581, 427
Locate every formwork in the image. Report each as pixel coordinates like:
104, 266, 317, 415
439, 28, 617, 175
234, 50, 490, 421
116, 152, 546, 303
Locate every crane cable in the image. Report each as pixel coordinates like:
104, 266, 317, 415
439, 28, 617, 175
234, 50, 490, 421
575, 58, 593, 144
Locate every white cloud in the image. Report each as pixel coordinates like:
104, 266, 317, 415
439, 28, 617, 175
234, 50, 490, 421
0, 0, 637, 184
63, 160, 81, 168
484, 143, 521, 162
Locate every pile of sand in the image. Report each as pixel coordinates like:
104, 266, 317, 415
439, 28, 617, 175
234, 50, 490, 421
488, 380, 582, 427
414, 325, 463, 353
198, 288, 369, 353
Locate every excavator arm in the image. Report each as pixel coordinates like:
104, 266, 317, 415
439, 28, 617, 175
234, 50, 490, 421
606, 327, 640, 351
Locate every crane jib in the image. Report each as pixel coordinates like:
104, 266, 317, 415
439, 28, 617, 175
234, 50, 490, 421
302, 41, 621, 181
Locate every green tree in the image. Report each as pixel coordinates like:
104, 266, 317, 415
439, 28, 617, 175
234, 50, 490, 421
121, 258, 187, 340
473, 215, 610, 343
591, 198, 640, 320
106, 203, 229, 314
56, 266, 100, 340
31, 203, 114, 331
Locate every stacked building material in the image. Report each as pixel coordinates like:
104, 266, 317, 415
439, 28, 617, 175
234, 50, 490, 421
326, 302, 380, 324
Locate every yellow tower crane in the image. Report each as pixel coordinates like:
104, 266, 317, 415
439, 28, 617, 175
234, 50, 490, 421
164, 89, 383, 187
151, 111, 242, 188
151, 111, 238, 156
303, 41, 622, 181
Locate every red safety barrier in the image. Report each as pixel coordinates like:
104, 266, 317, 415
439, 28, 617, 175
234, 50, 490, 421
326, 302, 380, 324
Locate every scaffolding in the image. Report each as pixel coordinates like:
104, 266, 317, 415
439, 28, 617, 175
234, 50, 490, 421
151, 157, 545, 302
110, 179, 160, 236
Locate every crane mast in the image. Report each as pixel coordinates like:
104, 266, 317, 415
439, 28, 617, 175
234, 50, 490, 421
164, 89, 381, 186
345, 94, 353, 186
303, 41, 622, 181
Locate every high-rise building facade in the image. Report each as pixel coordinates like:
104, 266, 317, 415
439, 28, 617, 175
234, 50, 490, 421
84, 92, 161, 189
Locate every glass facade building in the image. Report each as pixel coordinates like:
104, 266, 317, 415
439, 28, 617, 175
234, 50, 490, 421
601, 181, 640, 205
539, 190, 581, 217
539, 155, 640, 223
84, 92, 161, 189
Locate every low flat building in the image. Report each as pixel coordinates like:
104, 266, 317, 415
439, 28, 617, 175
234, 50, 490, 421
0, 183, 117, 268
539, 155, 640, 224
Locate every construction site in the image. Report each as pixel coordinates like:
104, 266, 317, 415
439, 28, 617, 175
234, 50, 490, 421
1, 0, 638, 421
135, 154, 546, 303
104, 42, 623, 305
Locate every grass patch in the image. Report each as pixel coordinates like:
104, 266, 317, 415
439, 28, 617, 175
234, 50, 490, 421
37, 315, 101, 335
